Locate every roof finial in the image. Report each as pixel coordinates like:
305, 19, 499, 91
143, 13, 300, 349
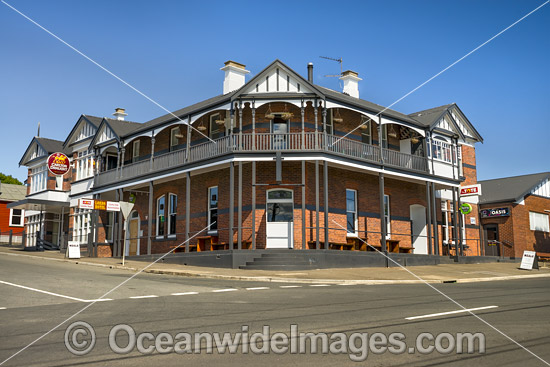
37, 122, 40, 137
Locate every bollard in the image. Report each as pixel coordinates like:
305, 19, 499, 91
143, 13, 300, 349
9, 230, 13, 246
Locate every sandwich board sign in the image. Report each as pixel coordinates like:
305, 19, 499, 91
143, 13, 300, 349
519, 250, 538, 270
67, 241, 81, 259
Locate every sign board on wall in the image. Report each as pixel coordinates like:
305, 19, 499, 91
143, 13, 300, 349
47, 152, 70, 176
78, 199, 120, 212
460, 203, 472, 215
519, 250, 538, 270
460, 184, 481, 197
79, 199, 94, 210
67, 241, 80, 259
480, 207, 510, 218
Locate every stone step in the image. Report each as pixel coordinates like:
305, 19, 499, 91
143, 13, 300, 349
239, 264, 317, 270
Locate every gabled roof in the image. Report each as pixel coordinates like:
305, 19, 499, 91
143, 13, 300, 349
0, 183, 27, 202
89, 118, 143, 149
408, 103, 483, 142
62, 115, 101, 148
19, 137, 67, 166
479, 172, 550, 204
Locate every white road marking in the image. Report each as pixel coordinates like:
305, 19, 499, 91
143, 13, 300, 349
406, 306, 499, 320
171, 292, 199, 296
280, 285, 302, 288
0, 307, 6, 310
129, 295, 159, 299
246, 287, 269, 291
212, 288, 238, 293
86, 298, 113, 302
309, 284, 331, 287
0, 280, 87, 302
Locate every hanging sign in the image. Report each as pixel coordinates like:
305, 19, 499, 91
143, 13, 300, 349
94, 200, 107, 210
47, 152, 71, 176
519, 250, 538, 270
78, 199, 120, 211
460, 184, 481, 197
481, 207, 510, 218
460, 203, 472, 215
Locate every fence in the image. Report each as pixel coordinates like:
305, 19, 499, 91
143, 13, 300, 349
0, 230, 25, 246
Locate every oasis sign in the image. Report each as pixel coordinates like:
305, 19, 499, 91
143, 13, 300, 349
47, 152, 70, 176
481, 207, 510, 218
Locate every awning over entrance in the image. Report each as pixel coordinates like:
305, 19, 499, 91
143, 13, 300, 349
7, 198, 70, 213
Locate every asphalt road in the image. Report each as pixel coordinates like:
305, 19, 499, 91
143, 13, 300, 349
0, 254, 549, 366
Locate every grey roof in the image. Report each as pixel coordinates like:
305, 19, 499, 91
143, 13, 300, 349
82, 115, 103, 127
36, 137, 67, 154
317, 86, 423, 126
0, 183, 27, 202
103, 118, 142, 137
124, 93, 235, 139
408, 104, 454, 127
479, 172, 550, 204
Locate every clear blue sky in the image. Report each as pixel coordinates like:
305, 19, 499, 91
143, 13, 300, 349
1, 0, 548, 183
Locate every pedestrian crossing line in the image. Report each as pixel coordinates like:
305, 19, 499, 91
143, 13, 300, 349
309, 284, 331, 287
245, 287, 269, 291
279, 285, 302, 288
212, 288, 238, 293
171, 292, 199, 296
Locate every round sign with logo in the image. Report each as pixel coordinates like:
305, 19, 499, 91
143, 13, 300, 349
460, 203, 472, 215
47, 152, 70, 176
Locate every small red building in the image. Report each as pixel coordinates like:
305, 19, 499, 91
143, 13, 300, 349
0, 182, 27, 243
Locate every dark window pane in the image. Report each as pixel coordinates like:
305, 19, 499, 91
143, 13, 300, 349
268, 190, 292, 200
347, 213, 355, 232
267, 203, 293, 222
210, 209, 218, 230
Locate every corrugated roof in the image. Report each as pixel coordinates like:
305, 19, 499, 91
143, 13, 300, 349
479, 172, 550, 204
0, 183, 27, 202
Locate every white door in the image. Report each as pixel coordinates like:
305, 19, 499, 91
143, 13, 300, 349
266, 190, 293, 249
410, 204, 428, 254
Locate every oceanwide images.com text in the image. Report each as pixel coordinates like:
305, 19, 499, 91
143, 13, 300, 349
65, 322, 486, 362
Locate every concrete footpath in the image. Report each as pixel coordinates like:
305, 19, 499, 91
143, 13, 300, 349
1, 245, 549, 285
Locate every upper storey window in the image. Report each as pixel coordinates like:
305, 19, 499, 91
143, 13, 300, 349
209, 114, 225, 140
75, 150, 94, 181
30, 165, 47, 194
428, 137, 453, 163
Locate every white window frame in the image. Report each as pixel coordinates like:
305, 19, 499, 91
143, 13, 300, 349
361, 120, 372, 145
168, 193, 177, 237
9, 209, 24, 227
346, 189, 358, 237
384, 194, 391, 239
132, 140, 140, 163
529, 211, 550, 232
156, 195, 165, 238
170, 127, 179, 152
105, 212, 114, 243
30, 165, 47, 194
208, 186, 218, 234
73, 208, 92, 244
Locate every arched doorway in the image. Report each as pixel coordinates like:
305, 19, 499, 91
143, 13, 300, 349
126, 210, 140, 256
410, 204, 428, 254
266, 189, 293, 248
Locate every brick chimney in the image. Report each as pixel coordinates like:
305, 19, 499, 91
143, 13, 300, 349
221, 60, 250, 94
112, 108, 127, 121
339, 70, 362, 98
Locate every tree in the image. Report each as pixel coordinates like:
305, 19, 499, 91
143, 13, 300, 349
0, 173, 23, 185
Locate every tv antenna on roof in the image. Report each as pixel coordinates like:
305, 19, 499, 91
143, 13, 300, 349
319, 56, 343, 77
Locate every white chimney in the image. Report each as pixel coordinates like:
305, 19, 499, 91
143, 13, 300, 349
339, 70, 362, 98
221, 60, 250, 94
112, 107, 127, 121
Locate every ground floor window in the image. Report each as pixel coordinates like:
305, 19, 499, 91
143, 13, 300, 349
384, 194, 391, 238
346, 189, 357, 235
168, 193, 177, 236
157, 196, 165, 237
104, 212, 114, 243
208, 186, 218, 232
73, 208, 92, 244
9, 209, 24, 227
26, 214, 42, 247
529, 211, 549, 232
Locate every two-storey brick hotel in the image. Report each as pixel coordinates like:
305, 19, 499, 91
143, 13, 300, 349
11, 60, 485, 265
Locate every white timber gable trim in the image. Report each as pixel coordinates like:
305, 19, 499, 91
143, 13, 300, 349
29, 142, 46, 161
531, 178, 550, 198
97, 123, 116, 145
242, 66, 313, 95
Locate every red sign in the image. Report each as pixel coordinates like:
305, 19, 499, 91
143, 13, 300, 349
79, 199, 94, 209
460, 184, 481, 196
47, 152, 70, 176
